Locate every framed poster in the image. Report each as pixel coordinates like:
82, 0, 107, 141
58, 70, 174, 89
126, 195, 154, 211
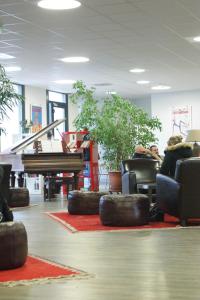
31, 105, 42, 133
172, 106, 192, 137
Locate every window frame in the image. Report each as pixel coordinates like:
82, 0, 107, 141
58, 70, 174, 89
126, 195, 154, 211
46, 89, 68, 132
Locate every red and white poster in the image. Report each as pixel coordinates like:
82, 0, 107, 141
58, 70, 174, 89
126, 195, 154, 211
172, 106, 192, 137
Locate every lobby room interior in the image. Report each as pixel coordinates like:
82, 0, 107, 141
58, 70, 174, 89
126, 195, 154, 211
1, 0, 200, 299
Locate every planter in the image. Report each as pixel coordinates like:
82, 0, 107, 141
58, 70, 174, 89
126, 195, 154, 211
23, 128, 30, 134
108, 171, 122, 193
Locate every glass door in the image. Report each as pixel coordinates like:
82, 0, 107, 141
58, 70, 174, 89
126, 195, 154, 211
52, 104, 66, 140
48, 101, 68, 140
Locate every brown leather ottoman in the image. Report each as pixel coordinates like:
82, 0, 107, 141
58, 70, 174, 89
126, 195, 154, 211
8, 187, 30, 207
99, 194, 150, 226
68, 190, 109, 214
0, 221, 28, 270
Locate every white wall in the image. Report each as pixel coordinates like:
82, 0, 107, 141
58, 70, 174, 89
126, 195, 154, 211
25, 86, 79, 131
21, 85, 200, 156
68, 100, 79, 131
132, 95, 152, 116
25, 85, 47, 126
151, 89, 200, 155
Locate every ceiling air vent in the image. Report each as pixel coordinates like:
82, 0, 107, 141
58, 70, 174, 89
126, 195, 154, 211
94, 83, 112, 87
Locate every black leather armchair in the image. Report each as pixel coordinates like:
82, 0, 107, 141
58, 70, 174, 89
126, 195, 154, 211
0, 163, 12, 201
156, 158, 200, 226
121, 159, 160, 195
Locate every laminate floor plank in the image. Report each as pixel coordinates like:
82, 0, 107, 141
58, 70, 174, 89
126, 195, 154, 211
1, 195, 200, 300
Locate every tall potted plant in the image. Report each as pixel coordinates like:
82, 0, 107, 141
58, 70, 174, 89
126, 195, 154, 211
70, 81, 162, 191
0, 65, 24, 120
0, 65, 24, 149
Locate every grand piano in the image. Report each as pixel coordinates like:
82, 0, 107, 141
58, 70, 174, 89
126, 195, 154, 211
0, 119, 84, 199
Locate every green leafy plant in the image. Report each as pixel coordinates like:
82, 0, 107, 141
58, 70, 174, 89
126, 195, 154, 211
0, 65, 24, 121
19, 119, 33, 133
70, 80, 162, 171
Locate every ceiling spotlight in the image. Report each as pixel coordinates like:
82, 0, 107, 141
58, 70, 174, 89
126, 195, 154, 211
54, 79, 76, 84
38, 0, 81, 10
0, 53, 15, 60
5, 66, 21, 72
129, 68, 146, 73
136, 80, 150, 85
60, 56, 89, 63
151, 85, 171, 90
193, 36, 200, 42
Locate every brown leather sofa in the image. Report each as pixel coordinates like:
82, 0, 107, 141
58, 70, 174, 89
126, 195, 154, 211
121, 159, 160, 195
156, 158, 200, 226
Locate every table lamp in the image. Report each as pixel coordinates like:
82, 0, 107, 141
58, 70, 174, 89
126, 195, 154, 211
185, 129, 200, 156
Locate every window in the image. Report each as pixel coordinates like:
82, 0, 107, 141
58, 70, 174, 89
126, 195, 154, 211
48, 91, 66, 103
47, 90, 68, 140
1, 83, 24, 152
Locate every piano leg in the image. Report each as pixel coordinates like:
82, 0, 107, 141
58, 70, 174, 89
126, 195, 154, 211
44, 175, 55, 201
74, 171, 79, 190
18, 172, 24, 187
11, 172, 16, 187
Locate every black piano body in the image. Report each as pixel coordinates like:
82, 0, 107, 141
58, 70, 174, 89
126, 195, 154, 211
22, 152, 83, 175
0, 119, 84, 199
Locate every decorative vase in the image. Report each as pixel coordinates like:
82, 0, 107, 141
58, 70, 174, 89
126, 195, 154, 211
108, 171, 122, 193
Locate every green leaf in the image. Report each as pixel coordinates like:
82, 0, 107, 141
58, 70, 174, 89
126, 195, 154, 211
70, 81, 162, 171
0, 64, 24, 122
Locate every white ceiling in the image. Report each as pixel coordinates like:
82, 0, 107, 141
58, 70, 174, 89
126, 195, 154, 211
1, 0, 200, 98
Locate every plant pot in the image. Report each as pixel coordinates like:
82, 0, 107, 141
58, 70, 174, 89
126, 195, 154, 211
23, 128, 30, 134
108, 171, 122, 193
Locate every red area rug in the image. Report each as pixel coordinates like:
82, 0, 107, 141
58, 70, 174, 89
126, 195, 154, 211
0, 255, 87, 287
46, 211, 191, 233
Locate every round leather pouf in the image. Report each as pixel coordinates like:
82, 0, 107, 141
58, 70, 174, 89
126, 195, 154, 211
68, 190, 109, 214
99, 194, 150, 226
8, 188, 30, 207
0, 221, 28, 270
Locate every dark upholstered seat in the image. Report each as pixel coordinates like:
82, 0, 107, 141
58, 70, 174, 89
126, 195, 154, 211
121, 159, 160, 196
99, 194, 150, 226
0, 163, 12, 202
121, 159, 159, 203
0, 221, 28, 270
8, 187, 30, 207
68, 190, 109, 214
156, 158, 200, 226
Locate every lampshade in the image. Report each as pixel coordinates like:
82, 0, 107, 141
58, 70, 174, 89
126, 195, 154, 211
185, 129, 200, 142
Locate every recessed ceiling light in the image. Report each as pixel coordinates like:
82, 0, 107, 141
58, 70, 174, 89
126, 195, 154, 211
54, 79, 76, 84
0, 53, 15, 60
193, 36, 200, 42
151, 85, 171, 90
106, 91, 117, 95
129, 68, 146, 73
60, 56, 89, 63
38, 0, 81, 10
136, 80, 150, 85
5, 66, 21, 72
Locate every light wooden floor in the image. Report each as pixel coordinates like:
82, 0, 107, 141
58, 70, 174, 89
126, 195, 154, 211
2, 194, 200, 300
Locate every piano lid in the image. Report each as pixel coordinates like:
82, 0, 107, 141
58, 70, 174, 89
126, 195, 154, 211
9, 119, 65, 154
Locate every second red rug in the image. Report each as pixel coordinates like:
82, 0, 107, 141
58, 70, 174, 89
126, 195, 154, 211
46, 211, 182, 233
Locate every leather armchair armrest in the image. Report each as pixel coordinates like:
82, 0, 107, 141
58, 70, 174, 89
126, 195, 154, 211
122, 171, 137, 194
156, 174, 180, 216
